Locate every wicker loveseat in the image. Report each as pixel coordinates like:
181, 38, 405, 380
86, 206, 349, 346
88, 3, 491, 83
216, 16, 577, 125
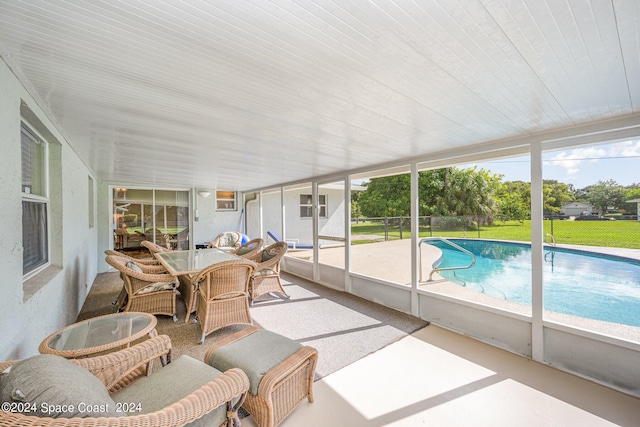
0, 335, 250, 426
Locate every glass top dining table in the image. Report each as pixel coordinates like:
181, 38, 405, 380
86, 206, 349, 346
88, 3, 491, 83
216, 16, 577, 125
154, 247, 242, 276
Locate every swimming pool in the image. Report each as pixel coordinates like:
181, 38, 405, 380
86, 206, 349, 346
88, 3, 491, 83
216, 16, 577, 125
428, 239, 640, 327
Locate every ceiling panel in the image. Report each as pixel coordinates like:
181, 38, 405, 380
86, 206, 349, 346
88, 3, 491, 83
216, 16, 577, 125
0, 0, 638, 191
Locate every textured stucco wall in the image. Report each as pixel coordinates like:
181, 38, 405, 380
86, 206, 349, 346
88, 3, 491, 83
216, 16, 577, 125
0, 58, 98, 360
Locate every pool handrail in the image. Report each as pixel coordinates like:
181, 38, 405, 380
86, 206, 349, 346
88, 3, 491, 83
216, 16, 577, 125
419, 237, 476, 282
545, 233, 556, 246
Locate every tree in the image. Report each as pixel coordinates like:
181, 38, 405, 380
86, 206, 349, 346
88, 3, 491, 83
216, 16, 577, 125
432, 167, 501, 217
350, 190, 363, 220
497, 181, 530, 222
587, 180, 626, 214
357, 167, 501, 218
358, 174, 411, 217
543, 180, 574, 215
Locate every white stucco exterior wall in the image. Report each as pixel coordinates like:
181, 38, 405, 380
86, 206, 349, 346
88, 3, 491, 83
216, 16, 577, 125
0, 59, 98, 360
245, 186, 346, 244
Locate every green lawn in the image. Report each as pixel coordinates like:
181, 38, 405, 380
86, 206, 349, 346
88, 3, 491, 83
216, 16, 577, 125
351, 219, 640, 249
125, 226, 187, 235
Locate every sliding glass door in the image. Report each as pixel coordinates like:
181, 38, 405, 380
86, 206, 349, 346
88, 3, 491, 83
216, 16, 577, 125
113, 188, 190, 250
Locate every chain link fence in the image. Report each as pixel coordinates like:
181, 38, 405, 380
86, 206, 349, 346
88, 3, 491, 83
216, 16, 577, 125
352, 216, 640, 249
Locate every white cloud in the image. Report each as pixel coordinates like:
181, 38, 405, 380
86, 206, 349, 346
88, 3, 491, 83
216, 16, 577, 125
545, 140, 639, 177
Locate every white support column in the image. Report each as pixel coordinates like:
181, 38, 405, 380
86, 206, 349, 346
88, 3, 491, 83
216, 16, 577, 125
312, 182, 320, 282
531, 142, 544, 362
345, 175, 352, 293
258, 190, 264, 241
410, 163, 419, 316
280, 187, 285, 242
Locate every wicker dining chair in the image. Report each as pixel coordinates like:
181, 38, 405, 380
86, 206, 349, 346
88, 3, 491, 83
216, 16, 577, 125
233, 237, 264, 259
0, 335, 250, 426
247, 241, 289, 305
193, 259, 257, 344
105, 255, 178, 322
105, 251, 169, 309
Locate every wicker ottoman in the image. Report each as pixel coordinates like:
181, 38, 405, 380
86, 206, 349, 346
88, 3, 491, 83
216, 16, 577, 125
204, 326, 318, 427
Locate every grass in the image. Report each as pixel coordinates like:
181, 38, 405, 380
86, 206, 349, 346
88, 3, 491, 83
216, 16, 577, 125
351, 219, 640, 249
124, 226, 187, 235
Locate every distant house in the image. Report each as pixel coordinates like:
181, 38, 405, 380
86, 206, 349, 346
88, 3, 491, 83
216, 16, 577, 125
562, 202, 593, 216
627, 198, 640, 221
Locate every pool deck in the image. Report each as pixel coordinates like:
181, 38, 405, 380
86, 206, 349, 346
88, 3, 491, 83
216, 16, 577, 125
288, 238, 640, 343
290, 237, 640, 284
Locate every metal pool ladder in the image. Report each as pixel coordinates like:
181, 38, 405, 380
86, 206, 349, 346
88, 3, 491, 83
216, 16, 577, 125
545, 233, 556, 246
419, 237, 476, 282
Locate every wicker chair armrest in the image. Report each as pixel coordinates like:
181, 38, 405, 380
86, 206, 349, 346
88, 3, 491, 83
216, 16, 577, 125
129, 270, 176, 282
0, 360, 18, 372
256, 346, 318, 398
254, 255, 282, 272
137, 263, 168, 274
0, 368, 249, 427
103, 250, 159, 265
71, 335, 172, 393
131, 258, 161, 265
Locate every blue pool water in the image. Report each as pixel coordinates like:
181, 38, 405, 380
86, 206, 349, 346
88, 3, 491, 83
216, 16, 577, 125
429, 239, 640, 327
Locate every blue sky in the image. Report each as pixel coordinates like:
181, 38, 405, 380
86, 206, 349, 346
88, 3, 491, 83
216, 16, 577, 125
465, 140, 640, 189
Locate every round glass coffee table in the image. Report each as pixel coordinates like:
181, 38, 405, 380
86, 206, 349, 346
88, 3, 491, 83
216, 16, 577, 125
39, 312, 158, 359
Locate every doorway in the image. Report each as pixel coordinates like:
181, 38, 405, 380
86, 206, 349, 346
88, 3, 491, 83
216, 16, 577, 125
112, 188, 190, 251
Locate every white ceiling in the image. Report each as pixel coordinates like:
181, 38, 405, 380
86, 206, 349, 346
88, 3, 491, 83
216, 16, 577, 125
1, 0, 638, 191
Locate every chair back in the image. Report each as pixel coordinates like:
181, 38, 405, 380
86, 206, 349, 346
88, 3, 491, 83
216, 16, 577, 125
142, 240, 173, 254
105, 255, 172, 294
104, 249, 124, 257
233, 237, 264, 258
210, 231, 242, 249
175, 227, 190, 250
104, 249, 160, 265
193, 259, 256, 300
254, 241, 288, 271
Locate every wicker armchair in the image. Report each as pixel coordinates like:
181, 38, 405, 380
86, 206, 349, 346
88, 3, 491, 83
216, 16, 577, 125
177, 239, 263, 324
248, 241, 289, 305
0, 335, 250, 426
209, 231, 243, 252
105, 251, 169, 309
193, 259, 257, 344
106, 255, 178, 322
233, 237, 264, 259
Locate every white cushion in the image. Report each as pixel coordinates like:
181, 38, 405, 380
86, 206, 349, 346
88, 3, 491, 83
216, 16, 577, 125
136, 282, 175, 295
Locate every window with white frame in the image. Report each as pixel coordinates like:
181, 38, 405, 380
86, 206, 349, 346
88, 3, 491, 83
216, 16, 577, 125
300, 194, 327, 218
21, 122, 49, 276
216, 190, 237, 211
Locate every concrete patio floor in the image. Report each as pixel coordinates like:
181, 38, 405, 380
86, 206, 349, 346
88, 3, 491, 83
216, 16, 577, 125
239, 323, 640, 426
